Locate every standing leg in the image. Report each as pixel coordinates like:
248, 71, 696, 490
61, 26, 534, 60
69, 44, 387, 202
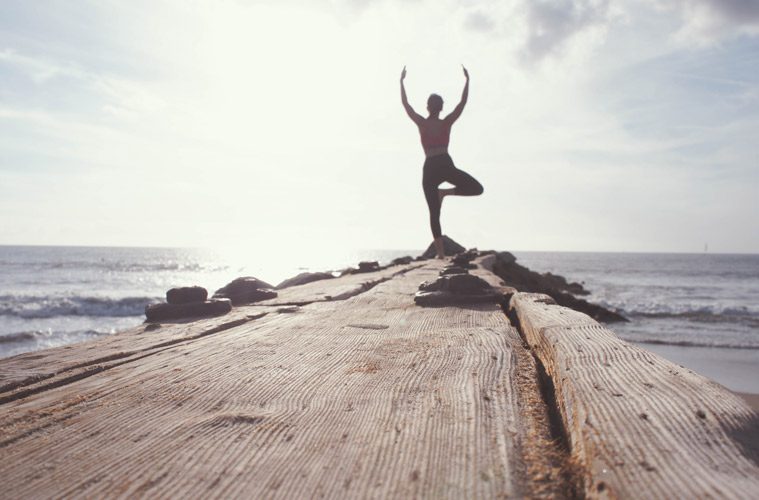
423, 168, 445, 259
424, 181, 443, 236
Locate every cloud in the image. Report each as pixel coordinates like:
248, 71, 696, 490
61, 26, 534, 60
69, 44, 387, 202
655, 0, 759, 43
683, 0, 759, 26
464, 11, 496, 33
0, 48, 83, 83
0, 48, 164, 119
450, 0, 615, 64
521, 0, 611, 61
463, 0, 759, 65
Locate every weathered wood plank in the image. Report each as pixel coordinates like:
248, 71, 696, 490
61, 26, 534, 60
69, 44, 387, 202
0, 263, 421, 401
0, 263, 555, 499
256, 262, 425, 305
510, 292, 759, 499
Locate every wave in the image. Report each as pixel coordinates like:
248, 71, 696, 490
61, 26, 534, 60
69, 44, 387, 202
622, 337, 759, 350
0, 330, 54, 344
29, 261, 229, 273
0, 295, 157, 319
0, 329, 106, 345
595, 300, 759, 321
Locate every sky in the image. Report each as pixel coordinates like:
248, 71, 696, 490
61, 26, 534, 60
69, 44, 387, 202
1, 0, 758, 254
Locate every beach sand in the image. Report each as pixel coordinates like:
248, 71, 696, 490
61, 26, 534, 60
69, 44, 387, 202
633, 342, 759, 412
736, 392, 759, 412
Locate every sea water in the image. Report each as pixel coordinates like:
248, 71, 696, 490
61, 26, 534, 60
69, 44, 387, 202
2, 247, 758, 373
0, 245, 413, 358
512, 252, 759, 350
513, 251, 759, 393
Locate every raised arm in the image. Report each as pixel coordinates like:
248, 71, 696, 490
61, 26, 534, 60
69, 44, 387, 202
445, 65, 469, 124
401, 66, 424, 125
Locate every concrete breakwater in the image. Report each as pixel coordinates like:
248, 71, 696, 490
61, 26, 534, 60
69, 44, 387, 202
0, 251, 757, 498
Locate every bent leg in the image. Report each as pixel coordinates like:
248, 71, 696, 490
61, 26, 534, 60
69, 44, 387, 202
447, 167, 483, 196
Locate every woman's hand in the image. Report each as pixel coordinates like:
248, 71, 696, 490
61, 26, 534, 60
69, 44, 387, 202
401, 65, 407, 82
462, 64, 469, 80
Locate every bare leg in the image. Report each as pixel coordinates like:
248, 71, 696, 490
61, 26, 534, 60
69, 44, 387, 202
445, 167, 484, 197
433, 236, 445, 259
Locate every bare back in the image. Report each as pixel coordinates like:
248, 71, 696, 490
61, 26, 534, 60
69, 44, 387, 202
417, 117, 453, 157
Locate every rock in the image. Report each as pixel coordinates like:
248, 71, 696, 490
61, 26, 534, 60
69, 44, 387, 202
541, 272, 589, 296
212, 277, 277, 305
495, 251, 516, 266
420, 236, 467, 259
415, 273, 501, 306
489, 252, 627, 323
440, 265, 468, 275
357, 261, 380, 273
391, 255, 414, 266
145, 298, 232, 322
553, 292, 626, 323
414, 290, 501, 306
452, 249, 479, 267
419, 273, 493, 294
276, 272, 334, 289
166, 286, 208, 305
338, 267, 358, 276
459, 248, 479, 260
566, 282, 588, 296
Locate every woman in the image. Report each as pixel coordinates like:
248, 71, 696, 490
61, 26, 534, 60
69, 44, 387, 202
401, 65, 483, 259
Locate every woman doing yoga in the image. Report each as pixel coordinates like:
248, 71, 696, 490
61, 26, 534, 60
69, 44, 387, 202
401, 65, 483, 259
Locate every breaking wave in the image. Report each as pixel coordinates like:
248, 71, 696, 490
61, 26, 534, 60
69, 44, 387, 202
0, 295, 157, 319
597, 300, 759, 323
0, 328, 104, 345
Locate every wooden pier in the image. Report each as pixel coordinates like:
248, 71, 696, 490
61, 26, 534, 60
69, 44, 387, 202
1, 257, 758, 498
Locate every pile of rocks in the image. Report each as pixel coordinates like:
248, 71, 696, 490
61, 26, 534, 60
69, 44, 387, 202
451, 248, 479, 268
416, 237, 626, 322
357, 261, 380, 273
419, 235, 466, 259
414, 251, 502, 307
276, 271, 335, 289
145, 286, 232, 322
488, 251, 627, 323
391, 255, 414, 266
212, 277, 277, 306
144, 276, 280, 323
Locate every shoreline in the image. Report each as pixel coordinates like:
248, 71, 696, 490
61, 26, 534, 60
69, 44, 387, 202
631, 341, 759, 394
736, 392, 759, 412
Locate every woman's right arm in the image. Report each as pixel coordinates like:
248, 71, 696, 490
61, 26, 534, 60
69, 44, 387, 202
401, 66, 424, 125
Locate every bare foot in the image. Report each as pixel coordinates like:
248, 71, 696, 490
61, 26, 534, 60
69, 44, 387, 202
438, 188, 455, 204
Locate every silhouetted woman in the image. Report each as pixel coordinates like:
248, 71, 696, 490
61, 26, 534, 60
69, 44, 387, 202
401, 65, 483, 259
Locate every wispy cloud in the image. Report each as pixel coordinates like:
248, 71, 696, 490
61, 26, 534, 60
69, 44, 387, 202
0, 48, 85, 83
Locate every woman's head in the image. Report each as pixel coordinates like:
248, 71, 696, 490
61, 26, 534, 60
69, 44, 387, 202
427, 94, 443, 114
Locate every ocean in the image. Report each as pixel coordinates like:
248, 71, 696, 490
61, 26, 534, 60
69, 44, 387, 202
0, 245, 413, 358
512, 252, 759, 350
1, 246, 757, 390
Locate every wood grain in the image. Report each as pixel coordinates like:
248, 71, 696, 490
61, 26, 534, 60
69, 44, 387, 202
510, 292, 759, 499
0, 263, 422, 402
0, 263, 556, 499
